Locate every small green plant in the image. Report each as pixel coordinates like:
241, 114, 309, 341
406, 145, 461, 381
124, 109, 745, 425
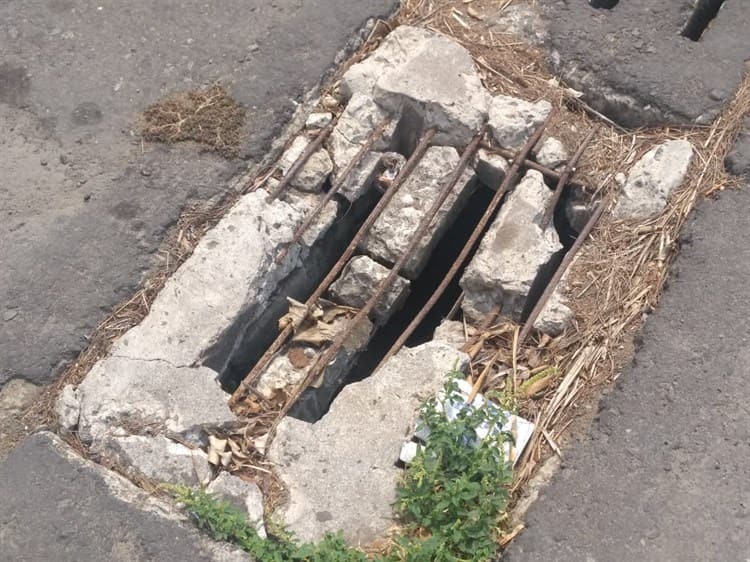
394, 374, 514, 562
168, 373, 514, 562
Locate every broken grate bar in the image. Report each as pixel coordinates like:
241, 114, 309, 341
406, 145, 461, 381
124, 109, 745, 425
375, 115, 554, 371
479, 142, 589, 193
274, 117, 393, 264
517, 195, 607, 347
265, 119, 337, 203
266, 124, 488, 438
230, 127, 437, 407
541, 128, 597, 229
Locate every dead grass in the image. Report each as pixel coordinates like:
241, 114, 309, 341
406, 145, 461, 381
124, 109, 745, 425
139, 85, 246, 157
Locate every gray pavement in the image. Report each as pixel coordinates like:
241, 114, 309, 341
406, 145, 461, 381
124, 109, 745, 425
0, 0, 396, 387
539, 0, 750, 127
506, 185, 750, 561
0, 432, 235, 562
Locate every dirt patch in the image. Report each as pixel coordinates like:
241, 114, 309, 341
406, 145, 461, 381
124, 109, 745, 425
139, 85, 246, 157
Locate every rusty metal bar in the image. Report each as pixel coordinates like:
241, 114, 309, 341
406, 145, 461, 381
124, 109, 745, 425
374, 116, 553, 371
265, 120, 336, 202
479, 141, 588, 192
267, 125, 487, 432
229, 127, 437, 406
517, 197, 606, 346
541, 129, 596, 229
275, 118, 392, 264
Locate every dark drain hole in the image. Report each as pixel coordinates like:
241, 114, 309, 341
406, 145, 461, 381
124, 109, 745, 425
588, 0, 619, 9
682, 0, 725, 41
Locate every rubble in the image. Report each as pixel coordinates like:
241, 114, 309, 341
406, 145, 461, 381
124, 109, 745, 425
328, 93, 395, 202
110, 188, 336, 370
613, 139, 694, 219
535, 137, 568, 169
268, 341, 469, 544
342, 26, 488, 146
461, 170, 562, 322
475, 148, 509, 188
488, 95, 552, 149
328, 255, 410, 326
278, 136, 334, 193
534, 288, 574, 336
94, 434, 212, 487
70, 356, 235, 445
360, 145, 476, 279
305, 112, 333, 129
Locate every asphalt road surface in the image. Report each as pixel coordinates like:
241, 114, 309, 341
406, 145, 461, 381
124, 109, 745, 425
0, 0, 397, 388
507, 184, 750, 561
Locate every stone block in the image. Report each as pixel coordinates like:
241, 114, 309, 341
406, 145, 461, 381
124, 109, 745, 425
475, 148, 509, 189
268, 341, 469, 544
110, 188, 336, 369
535, 137, 568, 169
489, 95, 551, 149
70, 355, 235, 445
613, 139, 694, 220
329, 93, 396, 202
460, 170, 562, 322
360, 145, 476, 280
342, 26, 489, 147
534, 288, 574, 336
328, 255, 410, 325
94, 434, 212, 487
278, 136, 333, 193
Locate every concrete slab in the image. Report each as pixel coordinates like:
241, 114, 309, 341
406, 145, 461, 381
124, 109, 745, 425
536, 0, 750, 126
0, 0, 398, 388
506, 186, 750, 561
0, 432, 246, 561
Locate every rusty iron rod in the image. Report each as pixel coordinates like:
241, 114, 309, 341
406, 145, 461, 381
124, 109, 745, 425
265, 120, 337, 202
230, 127, 437, 406
479, 142, 589, 192
540, 129, 597, 229
275, 118, 392, 264
517, 197, 606, 346
374, 116, 553, 372
267, 125, 487, 434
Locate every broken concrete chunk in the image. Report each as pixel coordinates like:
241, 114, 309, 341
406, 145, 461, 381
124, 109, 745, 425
432, 319, 476, 350
305, 112, 333, 129
110, 189, 336, 370
279, 136, 333, 193
535, 137, 568, 169
328, 255, 410, 326
207, 472, 266, 538
460, 170, 562, 322
613, 139, 694, 220
329, 93, 396, 202
360, 145, 476, 280
488, 95, 552, 149
73, 355, 235, 445
268, 341, 470, 545
342, 26, 488, 146
534, 288, 574, 336
56, 384, 80, 431
475, 148, 509, 189
94, 434, 212, 487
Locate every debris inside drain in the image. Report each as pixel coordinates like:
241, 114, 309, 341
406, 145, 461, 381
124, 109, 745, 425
399, 378, 534, 467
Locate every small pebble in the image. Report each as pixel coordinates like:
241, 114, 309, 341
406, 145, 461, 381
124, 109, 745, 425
3, 310, 18, 322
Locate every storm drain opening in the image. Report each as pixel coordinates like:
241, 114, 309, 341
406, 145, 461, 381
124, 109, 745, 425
588, 0, 619, 10
228, 115, 599, 430
682, 0, 726, 41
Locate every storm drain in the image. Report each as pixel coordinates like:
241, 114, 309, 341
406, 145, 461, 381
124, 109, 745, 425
225, 112, 598, 423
